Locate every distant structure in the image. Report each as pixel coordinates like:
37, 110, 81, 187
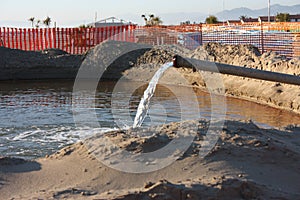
259, 16, 276, 22
259, 14, 300, 22
290, 14, 300, 22
242, 18, 259, 23
87, 17, 133, 28
226, 20, 241, 25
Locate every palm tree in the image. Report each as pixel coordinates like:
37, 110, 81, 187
276, 13, 290, 22
79, 24, 93, 28
151, 16, 163, 26
43, 16, 51, 28
28, 17, 35, 28
205, 15, 218, 24
35, 19, 41, 28
141, 14, 162, 26
239, 15, 247, 21
141, 14, 148, 25
148, 14, 154, 25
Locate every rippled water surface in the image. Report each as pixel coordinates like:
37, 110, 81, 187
1, 80, 299, 159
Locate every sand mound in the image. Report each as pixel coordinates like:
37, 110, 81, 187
121, 42, 300, 114
136, 45, 192, 66
200, 42, 300, 76
201, 42, 261, 66
1, 120, 299, 199
0, 46, 83, 80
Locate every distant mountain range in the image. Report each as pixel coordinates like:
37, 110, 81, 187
216, 4, 300, 21
119, 4, 300, 25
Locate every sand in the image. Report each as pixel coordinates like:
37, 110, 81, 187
1, 120, 300, 199
122, 42, 300, 114
1, 41, 300, 199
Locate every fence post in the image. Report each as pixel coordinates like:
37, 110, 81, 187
11, 28, 15, 49
124, 25, 128, 42
64, 28, 67, 52
57, 28, 60, 50
97, 27, 101, 44
7, 28, 11, 48
23, 29, 27, 50
92, 27, 95, 47
67, 28, 71, 53
40, 28, 44, 50
79, 28, 82, 54
28, 29, 32, 51
83, 28, 87, 52
71, 28, 75, 54
63, 28, 66, 52
15, 28, 19, 49
200, 23, 203, 45
118, 26, 122, 41
66, 28, 70, 53
34, 28, 37, 50
3, 28, 6, 47
108, 26, 111, 40
70, 28, 73, 53
260, 22, 265, 54
88, 28, 92, 49
53, 28, 56, 49
120, 25, 124, 41
103, 27, 107, 42
44, 28, 48, 49
77, 28, 80, 53
35, 28, 39, 50
128, 25, 132, 42
48, 28, 52, 49
92, 28, 95, 46
95, 27, 98, 44
31, 29, 34, 50
0, 28, 2, 46
61, 28, 65, 51
19, 28, 22, 50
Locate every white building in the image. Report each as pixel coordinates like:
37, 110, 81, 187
88, 17, 133, 28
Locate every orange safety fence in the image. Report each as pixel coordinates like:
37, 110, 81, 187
132, 22, 300, 58
0, 25, 136, 54
0, 22, 300, 58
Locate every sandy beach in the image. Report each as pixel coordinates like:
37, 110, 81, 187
1, 41, 300, 199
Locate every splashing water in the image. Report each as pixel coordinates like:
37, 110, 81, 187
133, 62, 173, 128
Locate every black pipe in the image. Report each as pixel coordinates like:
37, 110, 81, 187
173, 55, 300, 86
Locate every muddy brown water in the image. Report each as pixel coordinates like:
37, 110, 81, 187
0, 80, 299, 159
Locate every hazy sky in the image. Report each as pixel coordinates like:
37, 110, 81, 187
1, 0, 299, 27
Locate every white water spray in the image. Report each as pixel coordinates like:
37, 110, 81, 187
133, 62, 173, 128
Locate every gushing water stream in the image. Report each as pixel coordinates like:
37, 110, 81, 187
133, 62, 173, 128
